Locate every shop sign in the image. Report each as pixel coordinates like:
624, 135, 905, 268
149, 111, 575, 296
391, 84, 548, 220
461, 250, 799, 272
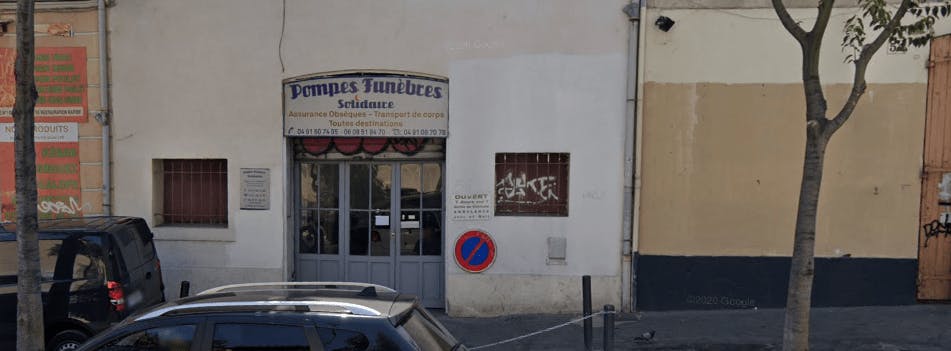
283, 73, 448, 138
0, 47, 88, 123
0, 123, 83, 221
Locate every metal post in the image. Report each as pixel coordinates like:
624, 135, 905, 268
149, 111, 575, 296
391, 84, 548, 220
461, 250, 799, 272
180, 281, 190, 298
583, 275, 592, 350
603, 305, 615, 351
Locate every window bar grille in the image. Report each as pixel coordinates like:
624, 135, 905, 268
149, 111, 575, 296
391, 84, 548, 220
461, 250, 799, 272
162, 159, 227, 225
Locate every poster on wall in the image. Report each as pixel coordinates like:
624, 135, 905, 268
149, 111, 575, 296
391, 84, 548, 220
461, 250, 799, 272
0, 123, 83, 221
0, 47, 88, 123
283, 73, 448, 138
450, 193, 493, 222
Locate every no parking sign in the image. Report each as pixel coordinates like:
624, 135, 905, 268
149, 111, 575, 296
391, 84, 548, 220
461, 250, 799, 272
454, 230, 496, 273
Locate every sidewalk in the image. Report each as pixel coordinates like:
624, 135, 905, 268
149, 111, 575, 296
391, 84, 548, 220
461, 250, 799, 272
433, 305, 951, 351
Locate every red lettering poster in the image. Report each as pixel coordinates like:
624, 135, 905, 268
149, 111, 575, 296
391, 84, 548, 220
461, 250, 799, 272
0, 47, 88, 123
0, 123, 83, 221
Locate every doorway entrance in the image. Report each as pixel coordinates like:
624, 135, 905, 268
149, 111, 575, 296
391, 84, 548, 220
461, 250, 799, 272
918, 34, 951, 300
918, 35, 951, 301
294, 161, 445, 307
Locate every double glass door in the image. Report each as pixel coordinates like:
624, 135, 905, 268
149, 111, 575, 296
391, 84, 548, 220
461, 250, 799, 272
296, 161, 444, 307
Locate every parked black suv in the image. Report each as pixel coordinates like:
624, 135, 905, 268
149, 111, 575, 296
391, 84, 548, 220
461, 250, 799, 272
0, 216, 166, 351
76, 282, 466, 351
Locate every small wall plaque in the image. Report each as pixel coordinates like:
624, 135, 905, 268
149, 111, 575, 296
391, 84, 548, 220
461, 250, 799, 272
240, 168, 270, 210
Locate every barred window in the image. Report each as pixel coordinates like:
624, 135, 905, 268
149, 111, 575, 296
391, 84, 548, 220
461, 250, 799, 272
494, 153, 569, 216
158, 159, 228, 226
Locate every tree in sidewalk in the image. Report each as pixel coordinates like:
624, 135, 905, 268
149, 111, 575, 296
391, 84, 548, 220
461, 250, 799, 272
14, 0, 43, 350
769, 0, 948, 350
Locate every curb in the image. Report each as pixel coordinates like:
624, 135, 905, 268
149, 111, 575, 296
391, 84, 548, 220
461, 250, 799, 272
626, 343, 777, 351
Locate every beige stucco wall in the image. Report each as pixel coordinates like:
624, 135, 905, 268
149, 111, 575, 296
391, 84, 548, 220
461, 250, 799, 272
639, 83, 925, 258
637, 7, 928, 259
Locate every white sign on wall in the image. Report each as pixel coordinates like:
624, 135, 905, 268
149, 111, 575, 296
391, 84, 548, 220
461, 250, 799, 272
240, 168, 270, 210
939, 173, 951, 203
283, 73, 448, 138
450, 193, 493, 222
0, 123, 78, 142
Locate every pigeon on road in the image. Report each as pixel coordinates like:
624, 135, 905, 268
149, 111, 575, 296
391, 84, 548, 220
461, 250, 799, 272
633, 330, 655, 343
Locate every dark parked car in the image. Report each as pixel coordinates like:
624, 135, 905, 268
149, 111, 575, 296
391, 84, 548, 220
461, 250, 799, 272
0, 216, 166, 351
76, 282, 466, 351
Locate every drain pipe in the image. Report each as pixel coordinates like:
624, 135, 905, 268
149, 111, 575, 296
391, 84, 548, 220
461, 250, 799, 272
620, 0, 642, 312
97, 0, 111, 216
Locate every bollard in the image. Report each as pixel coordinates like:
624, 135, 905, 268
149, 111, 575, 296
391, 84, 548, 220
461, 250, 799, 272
603, 304, 615, 351
179, 280, 190, 298
582, 275, 592, 351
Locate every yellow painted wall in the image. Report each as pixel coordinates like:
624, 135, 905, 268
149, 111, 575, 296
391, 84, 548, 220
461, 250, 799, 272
636, 5, 932, 260
639, 83, 925, 259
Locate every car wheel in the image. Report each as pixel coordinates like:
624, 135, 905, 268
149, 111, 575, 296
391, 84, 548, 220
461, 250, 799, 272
48, 329, 88, 351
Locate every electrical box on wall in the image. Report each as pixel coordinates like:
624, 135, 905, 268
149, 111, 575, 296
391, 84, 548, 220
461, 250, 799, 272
548, 237, 567, 265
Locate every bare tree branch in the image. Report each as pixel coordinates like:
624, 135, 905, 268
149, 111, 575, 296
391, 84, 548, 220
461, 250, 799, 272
772, 0, 808, 43
800, 1, 836, 124
810, 0, 836, 39
828, 0, 912, 136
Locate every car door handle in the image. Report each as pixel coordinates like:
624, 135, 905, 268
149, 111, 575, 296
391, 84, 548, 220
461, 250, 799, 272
145, 272, 152, 280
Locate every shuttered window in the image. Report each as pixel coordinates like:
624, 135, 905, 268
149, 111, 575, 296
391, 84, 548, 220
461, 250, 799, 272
494, 153, 569, 216
159, 159, 228, 226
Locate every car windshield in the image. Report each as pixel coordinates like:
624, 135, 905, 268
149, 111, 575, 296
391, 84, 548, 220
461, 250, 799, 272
397, 307, 464, 351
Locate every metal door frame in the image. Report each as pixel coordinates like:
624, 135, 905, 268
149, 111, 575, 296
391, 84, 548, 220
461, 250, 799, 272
341, 161, 399, 287
292, 159, 445, 306
392, 161, 446, 307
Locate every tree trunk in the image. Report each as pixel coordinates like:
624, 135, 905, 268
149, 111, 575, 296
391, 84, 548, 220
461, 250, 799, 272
14, 0, 44, 350
769, 1, 907, 350
782, 131, 828, 351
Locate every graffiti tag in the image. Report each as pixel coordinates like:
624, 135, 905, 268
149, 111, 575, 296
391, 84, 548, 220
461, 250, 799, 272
38, 197, 87, 215
922, 218, 951, 248
495, 172, 559, 205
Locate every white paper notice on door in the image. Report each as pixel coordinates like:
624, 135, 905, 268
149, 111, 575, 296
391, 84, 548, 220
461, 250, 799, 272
939, 173, 951, 203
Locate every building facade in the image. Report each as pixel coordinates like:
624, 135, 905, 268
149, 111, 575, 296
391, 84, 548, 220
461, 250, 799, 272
109, 0, 630, 316
636, 1, 943, 310
0, 0, 948, 316
0, 1, 109, 224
